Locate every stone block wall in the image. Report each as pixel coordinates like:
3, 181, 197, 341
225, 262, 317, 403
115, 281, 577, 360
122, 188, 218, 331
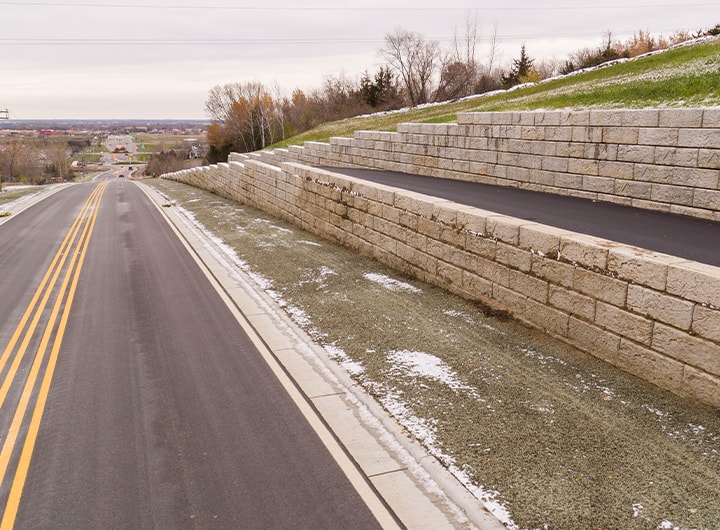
230, 108, 720, 221
164, 159, 720, 406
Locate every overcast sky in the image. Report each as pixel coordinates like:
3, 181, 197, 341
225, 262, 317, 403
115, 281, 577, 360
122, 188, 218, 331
2, 1, 719, 120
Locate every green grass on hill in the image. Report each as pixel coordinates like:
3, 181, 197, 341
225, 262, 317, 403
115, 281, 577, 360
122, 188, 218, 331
269, 37, 720, 149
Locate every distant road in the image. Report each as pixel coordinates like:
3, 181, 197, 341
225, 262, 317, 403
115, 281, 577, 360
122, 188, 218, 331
321, 167, 720, 267
0, 177, 383, 529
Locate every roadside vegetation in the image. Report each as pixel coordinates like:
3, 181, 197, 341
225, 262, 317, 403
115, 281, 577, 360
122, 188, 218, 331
0, 134, 83, 188
203, 22, 720, 159
270, 35, 720, 147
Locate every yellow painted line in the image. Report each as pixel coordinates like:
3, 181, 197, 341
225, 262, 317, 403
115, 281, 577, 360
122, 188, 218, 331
0, 185, 103, 409
0, 182, 107, 529
0, 185, 104, 490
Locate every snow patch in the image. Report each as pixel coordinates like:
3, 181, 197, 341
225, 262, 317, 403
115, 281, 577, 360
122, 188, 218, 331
363, 272, 421, 293
324, 343, 365, 376
387, 350, 474, 394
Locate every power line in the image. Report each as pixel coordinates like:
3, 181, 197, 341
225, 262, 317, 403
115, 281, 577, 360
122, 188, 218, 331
0, 27, 692, 46
0, 1, 718, 10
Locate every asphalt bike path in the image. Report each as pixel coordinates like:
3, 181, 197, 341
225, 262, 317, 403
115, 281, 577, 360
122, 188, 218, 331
319, 167, 720, 267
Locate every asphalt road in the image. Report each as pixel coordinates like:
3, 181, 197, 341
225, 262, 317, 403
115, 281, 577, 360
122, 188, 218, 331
320, 167, 720, 267
0, 174, 385, 529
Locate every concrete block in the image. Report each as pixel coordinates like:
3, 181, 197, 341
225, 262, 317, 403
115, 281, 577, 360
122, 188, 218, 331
518, 224, 568, 255
535, 112, 561, 126
458, 112, 493, 125
574, 268, 627, 306
682, 366, 720, 407
638, 127, 679, 146
620, 109, 659, 127
518, 296, 570, 337
554, 172, 584, 190
571, 126, 604, 143
583, 175, 615, 193
702, 108, 720, 128
589, 110, 624, 126
548, 285, 596, 321
462, 270, 494, 299
678, 128, 720, 149
654, 147, 698, 167
596, 301, 654, 345
616, 339, 684, 393
486, 215, 528, 245
541, 156, 569, 173
607, 247, 674, 291
568, 158, 600, 176
531, 256, 576, 288
652, 323, 720, 377
599, 161, 635, 180
437, 260, 465, 288
602, 126, 639, 144
560, 110, 590, 126
617, 145, 656, 164
627, 284, 695, 330
559, 234, 609, 269
693, 304, 720, 344
567, 317, 620, 362
693, 189, 720, 211
545, 128, 573, 142
651, 183, 694, 206
666, 261, 720, 306
658, 108, 703, 128
697, 148, 720, 169
633, 163, 673, 184
496, 243, 533, 273
671, 166, 719, 189
614, 179, 652, 200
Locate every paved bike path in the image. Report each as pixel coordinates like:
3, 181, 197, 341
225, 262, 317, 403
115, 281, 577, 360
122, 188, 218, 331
320, 167, 720, 267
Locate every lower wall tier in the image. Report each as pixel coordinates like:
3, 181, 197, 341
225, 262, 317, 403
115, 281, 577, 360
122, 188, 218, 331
163, 160, 720, 407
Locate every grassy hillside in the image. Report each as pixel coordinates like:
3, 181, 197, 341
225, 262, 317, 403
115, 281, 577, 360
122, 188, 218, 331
270, 36, 720, 148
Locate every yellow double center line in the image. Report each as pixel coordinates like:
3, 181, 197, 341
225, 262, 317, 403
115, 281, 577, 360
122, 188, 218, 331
0, 181, 108, 529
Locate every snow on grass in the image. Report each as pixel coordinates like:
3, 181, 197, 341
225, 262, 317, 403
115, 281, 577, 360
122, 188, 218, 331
363, 272, 422, 293
299, 265, 337, 290
324, 343, 365, 377
387, 349, 477, 395
375, 350, 517, 529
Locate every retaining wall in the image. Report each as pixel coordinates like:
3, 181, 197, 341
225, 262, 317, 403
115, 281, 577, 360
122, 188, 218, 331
231, 108, 720, 221
163, 154, 720, 407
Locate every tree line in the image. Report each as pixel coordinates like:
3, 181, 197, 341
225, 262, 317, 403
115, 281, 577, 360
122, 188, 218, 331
204, 20, 720, 163
0, 135, 75, 189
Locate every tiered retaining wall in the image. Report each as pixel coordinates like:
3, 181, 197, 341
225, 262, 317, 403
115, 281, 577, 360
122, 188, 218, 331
164, 109, 720, 406
232, 108, 720, 221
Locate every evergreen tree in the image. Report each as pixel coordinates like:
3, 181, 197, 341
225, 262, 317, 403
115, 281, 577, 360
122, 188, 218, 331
501, 44, 535, 89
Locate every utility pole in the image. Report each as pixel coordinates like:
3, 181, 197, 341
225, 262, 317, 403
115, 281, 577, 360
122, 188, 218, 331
0, 109, 8, 119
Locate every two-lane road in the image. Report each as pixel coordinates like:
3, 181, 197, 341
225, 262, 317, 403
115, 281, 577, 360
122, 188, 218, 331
0, 178, 386, 528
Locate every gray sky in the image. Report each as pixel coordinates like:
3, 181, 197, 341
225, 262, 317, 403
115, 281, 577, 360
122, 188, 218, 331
3, 1, 719, 120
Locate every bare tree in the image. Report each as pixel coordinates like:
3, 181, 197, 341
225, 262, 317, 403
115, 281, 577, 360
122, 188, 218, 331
436, 12, 483, 101
381, 27, 440, 106
0, 137, 24, 185
453, 12, 479, 71
205, 81, 283, 157
487, 22, 500, 76
0, 136, 36, 185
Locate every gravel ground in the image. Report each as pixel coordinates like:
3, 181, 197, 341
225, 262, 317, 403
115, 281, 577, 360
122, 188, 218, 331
148, 178, 720, 530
